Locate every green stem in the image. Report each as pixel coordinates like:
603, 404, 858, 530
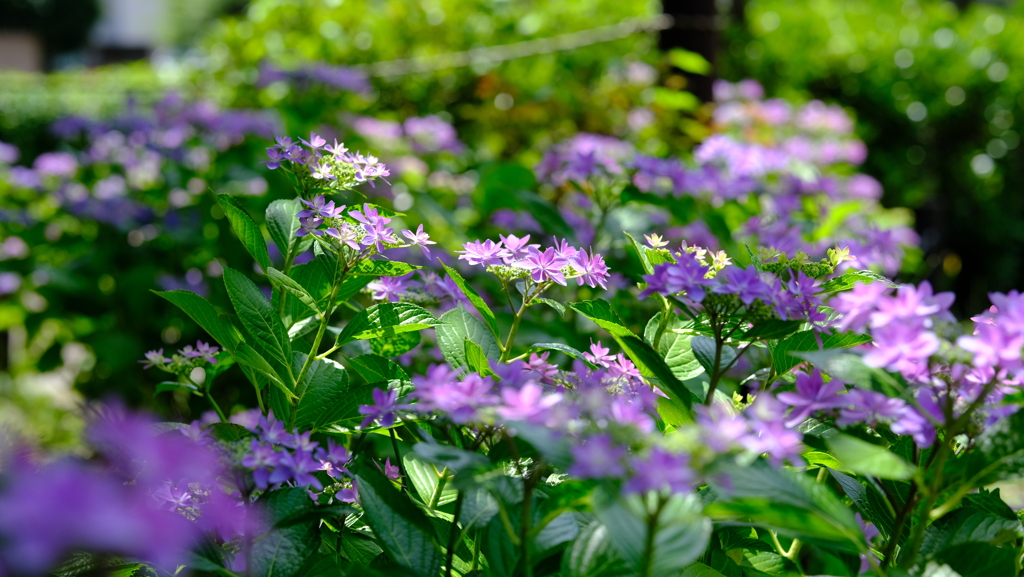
389, 429, 407, 493
190, 374, 226, 422
471, 530, 481, 571
290, 255, 348, 423
652, 297, 673, 351
768, 531, 787, 557
500, 300, 529, 363
429, 467, 450, 509
276, 237, 298, 319
638, 494, 667, 577
520, 470, 536, 577
445, 490, 465, 577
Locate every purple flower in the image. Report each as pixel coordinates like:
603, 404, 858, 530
456, 239, 508, 267
625, 449, 694, 494
301, 132, 327, 150
496, 383, 562, 422
411, 373, 497, 423
349, 203, 392, 228
524, 352, 559, 383
402, 224, 436, 256
570, 248, 610, 289
367, 275, 410, 302
569, 434, 627, 479
33, 151, 78, 177
285, 430, 320, 453
583, 340, 616, 367
776, 370, 846, 428
831, 283, 891, 332
499, 234, 539, 263
743, 419, 804, 467
519, 247, 569, 285
310, 162, 335, 180
870, 281, 954, 328
179, 341, 219, 363
835, 390, 907, 427
712, 266, 769, 305
640, 253, 716, 301
358, 388, 400, 428
263, 146, 284, 169
296, 215, 325, 237
551, 237, 580, 261
242, 440, 281, 489
269, 450, 323, 490
361, 220, 399, 252
863, 321, 939, 375
298, 195, 343, 219
140, 348, 170, 368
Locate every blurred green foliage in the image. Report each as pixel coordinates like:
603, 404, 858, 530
200, 0, 681, 159
723, 0, 1024, 313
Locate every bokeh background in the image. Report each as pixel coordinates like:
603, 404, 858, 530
2, 0, 1023, 448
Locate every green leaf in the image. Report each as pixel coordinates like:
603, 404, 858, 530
355, 467, 444, 577
772, 331, 872, 375
233, 342, 295, 400
706, 460, 864, 553
351, 259, 423, 277
439, 260, 498, 339
652, 87, 701, 111
251, 488, 320, 577
436, 306, 501, 370
681, 562, 728, 577
950, 409, 1024, 487
568, 299, 634, 338
155, 381, 199, 395
403, 452, 459, 507
817, 270, 897, 294
562, 520, 628, 577
691, 335, 737, 376
266, 198, 302, 257
370, 329, 421, 358
826, 434, 916, 480
617, 334, 697, 409
335, 302, 438, 346
919, 508, 1024, 560
625, 232, 655, 275
644, 313, 704, 381
592, 489, 711, 576
668, 48, 712, 74
217, 193, 271, 273
465, 338, 496, 376
293, 353, 352, 430
932, 542, 1018, 577
154, 290, 241, 351
828, 468, 897, 541
207, 422, 256, 442
525, 342, 597, 368
535, 297, 567, 317
743, 320, 804, 341
533, 512, 580, 558
963, 488, 1019, 521
268, 267, 321, 316
349, 354, 409, 383
223, 267, 293, 377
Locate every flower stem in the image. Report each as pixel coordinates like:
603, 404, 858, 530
291, 255, 348, 423
389, 428, 407, 493
445, 490, 465, 577
429, 467, 450, 509
500, 299, 529, 363
639, 494, 667, 577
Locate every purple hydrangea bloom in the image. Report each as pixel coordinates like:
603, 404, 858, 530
639, 253, 716, 301
625, 449, 694, 494
569, 434, 627, 479
296, 215, 325, 237
712, 266, 769, 305
863, 321, 939, 376
499, 233, 539, 263
456, 239, 508, 267
179, 341, 219, 363
358, 388, 400, 428
835, 389, 907, 427
776, 369, 846, 428
831, 282, 891, 332
570, 248, 610, 289
870, 281, 954, 328
140, 348, 171, 368
402, 224, 436, 256
361, 220, 399, 252
519, 247, 569, 285
298, 195, 343, 219
496, 383, 562, 422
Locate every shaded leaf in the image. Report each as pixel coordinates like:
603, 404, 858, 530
217, 194, 271, 273
436, 306, 501, 370
355, 468, 444, 576
440, 260, 498, 339
335, 303, 439, 346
